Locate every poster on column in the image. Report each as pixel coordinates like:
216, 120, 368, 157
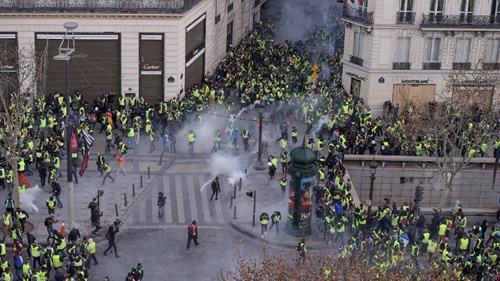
298, 176, 314, 229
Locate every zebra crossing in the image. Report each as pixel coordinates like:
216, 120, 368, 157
129, 173, 226, 226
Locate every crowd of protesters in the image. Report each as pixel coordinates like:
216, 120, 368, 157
0, 0, 498, 279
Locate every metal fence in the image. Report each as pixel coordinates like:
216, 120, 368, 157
0, 0, 202, 14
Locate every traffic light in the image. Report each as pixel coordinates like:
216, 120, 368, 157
246, 191, 255, 198
414, 184, 424, 202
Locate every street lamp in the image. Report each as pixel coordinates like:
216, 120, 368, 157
253, 107, 266, 170
53, 21, 78, 228
368, 160, 378, 222
97, 189, 104, 210
246, 191, 256, 227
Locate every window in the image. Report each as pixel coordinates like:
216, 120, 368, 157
429, 0, 444, 22
394, 37, 411, 69
358, 0, 368, 14
397, 0, 414, 23
493, 0, 500, 15
353, 31, 364, 58
485, 38, 500, 63
425, 38, 441, 62
395, 37, 411, 62
228, 0, 234, 12
454, 38, 471, 63
399, 0, 413, 12
460, 0, 474, 23
226, 21, 233, 52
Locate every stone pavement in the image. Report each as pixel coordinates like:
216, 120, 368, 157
6, 132, 168, 243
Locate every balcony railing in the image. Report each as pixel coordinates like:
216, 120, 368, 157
483, 63, 500, 70
452, 62, 471, 70
342, 7, 374, 26
396, 11, 415, 24
393, 62, 411, 70
421, 14, 500, 28
350, 55, 364, 66
423, 62, 441, 70
0, 0, 201, 14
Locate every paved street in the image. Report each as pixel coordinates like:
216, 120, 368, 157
90, 227, 258, 280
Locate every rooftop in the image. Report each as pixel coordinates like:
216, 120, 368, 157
0, 0, 201, 14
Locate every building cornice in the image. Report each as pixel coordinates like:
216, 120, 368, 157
0, 12, 184, 20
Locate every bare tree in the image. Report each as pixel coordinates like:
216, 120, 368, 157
216, 242, 456, 280
0, 41, 49, 207
396, 62, 499, 208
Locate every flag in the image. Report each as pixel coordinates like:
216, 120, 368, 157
69, 127, 79, 154
493, 148, 500, 189
81, 127, 95, 147
79, 148, 89, 177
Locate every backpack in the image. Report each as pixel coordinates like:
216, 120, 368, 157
5, 199, 13, 209
44, 218, 50, 227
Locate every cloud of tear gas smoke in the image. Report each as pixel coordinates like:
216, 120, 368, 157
265, 0, 344, 45
20, 185, 42, 213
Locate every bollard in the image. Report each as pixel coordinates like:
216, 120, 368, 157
140, 175, 143, 188
115, 203, 119, 217
123, 193, 128, 207
233, 185, 236, 199
233, 205, 237, 219
239, 178, 242, 191
132, 184, 135, 198
148, 167, 151, 179
159, 152, 164, 165
229, 196, 234, 209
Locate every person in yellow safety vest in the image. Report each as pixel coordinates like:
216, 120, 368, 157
213, 130, 222, 152
459, 234, 469, 255
187, 130, 196, 155
316, 138, 324, 152
427, 239, 437, 262
241, 129, 250, 151
149, 129, 156, 153
101, 163, 115, 186
411, 242, 420, 268
259, 212, 269, 239
30, 241, 42, 269
269, 211, 281, 235
72, 254, 83, 268
280, 138, 287, 152
437, 221, 447, 245
46, 196, 56, 215
21, 261, 31, 276
2, 210, 12, 242
52, 251, 63, 270
0, 166, 5, 190
127, 126, 135, 149
421, 230, 430, 253
2, 269, 12, 281
279, 174, 287, 194
53, 156, 62, 178
291, 127, 298, 144
280, 151, 287, 173
86, 238, 98, 268
118, 96, 126, 110
297, 238, 307, 263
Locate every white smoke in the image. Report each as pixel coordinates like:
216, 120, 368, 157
20, 184, 43, 213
